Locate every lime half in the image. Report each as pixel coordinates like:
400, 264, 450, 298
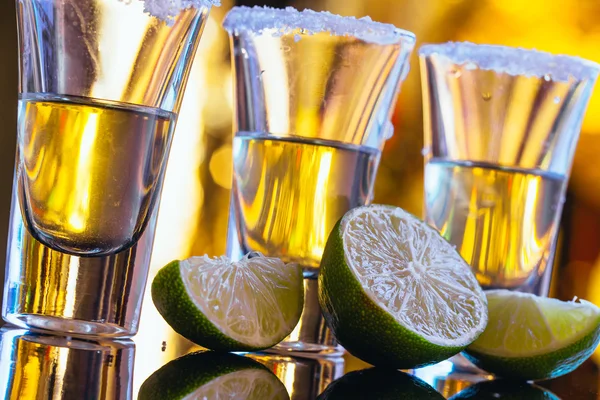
138, 351, 289, 400
152, 253, 304, 351
319, 204, 488, 368
464, 290, 600, 380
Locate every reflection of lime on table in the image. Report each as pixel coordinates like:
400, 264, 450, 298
138, 351, 289, 400
318, 368, 444, 400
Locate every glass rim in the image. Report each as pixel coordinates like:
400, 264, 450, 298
129, 0, 219, 21
222, 6, 416, 46
419, 41, 600, 82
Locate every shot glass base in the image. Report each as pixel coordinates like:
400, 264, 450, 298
267, 275, 345, 358
447, 353, 486, 374
2, 313, 135, 338
270, 340, 345, 358
248, 352, 346, 398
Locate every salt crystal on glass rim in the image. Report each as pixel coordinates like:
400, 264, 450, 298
419, 41, 600, 83
222, 6, 415, 46
120, 0, 220, 23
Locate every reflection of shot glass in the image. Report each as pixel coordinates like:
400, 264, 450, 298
223, 6, 415, 354
420, 42, 600, 295
248, 353, 345, 399
0, 328, 135, 399
2, 0, 215, 336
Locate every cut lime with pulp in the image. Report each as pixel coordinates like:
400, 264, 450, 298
319, 204, 488, 368
138, 351, 289, 400
151, 253, 304, 351
464, 290, 600, 380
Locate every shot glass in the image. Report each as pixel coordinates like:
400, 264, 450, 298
2, 0, 216, 337
223, 6, 415, 355
420, 42, 600, 295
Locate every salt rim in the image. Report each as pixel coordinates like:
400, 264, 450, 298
222, 6, 415, 46
419, 41, 600, 82
122, 0, 220, 22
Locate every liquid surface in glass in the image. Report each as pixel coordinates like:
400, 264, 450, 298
230, 133, 380, 270
17, 94, 176, 255
424, 159, 567, 290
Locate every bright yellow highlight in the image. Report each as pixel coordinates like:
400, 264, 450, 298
210, 145, 233, 189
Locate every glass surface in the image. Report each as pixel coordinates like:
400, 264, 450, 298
15, 0, 210, 256
18, 94, 176, 255
2, 185, 157, 337
0, 328, 135, 399
231, 134, 380, 269
0, 326, 598, 399
224, 6, 415, 355
420, 42, 600, 295
2, 0, 212, 337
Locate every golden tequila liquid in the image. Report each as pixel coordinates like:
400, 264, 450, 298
17, 94, 175, 255
229, 133, 380, 270
424, 159, 567, 290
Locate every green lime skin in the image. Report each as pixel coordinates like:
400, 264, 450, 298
318, 220, 466, 369
138, 351, 281, 400
463, 324, 600, 380
449, 379, 560, 400
317, 368, 444, 400
151, 261, 259, 351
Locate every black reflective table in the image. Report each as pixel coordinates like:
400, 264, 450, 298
0, 322, 598, 399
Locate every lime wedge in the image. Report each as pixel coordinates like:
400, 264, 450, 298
319, 204, 488, 368
449, 379, 559, 400
464, 290, 600, 380
151, 253, 304, 351
138, 351, 289, 400
317, 368, 444, 400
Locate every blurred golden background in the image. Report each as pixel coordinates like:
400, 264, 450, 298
1, 0, 600, 398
